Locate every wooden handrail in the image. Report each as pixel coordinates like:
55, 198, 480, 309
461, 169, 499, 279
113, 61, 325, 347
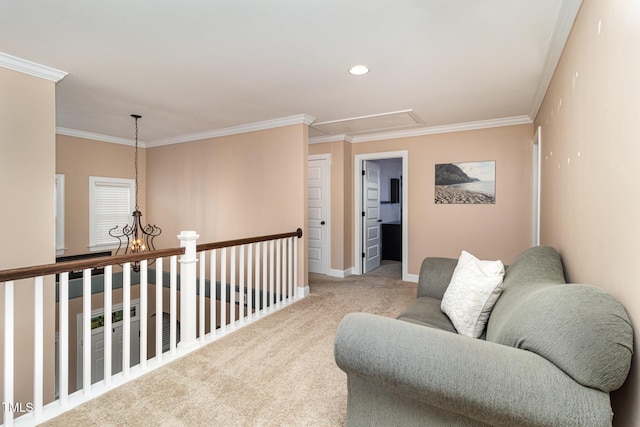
0, 247, 185, 283
0, 228, 304, 283
196, 228, 303, 252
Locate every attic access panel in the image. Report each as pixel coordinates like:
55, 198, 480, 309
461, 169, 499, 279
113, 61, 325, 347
311, 110, 423, 137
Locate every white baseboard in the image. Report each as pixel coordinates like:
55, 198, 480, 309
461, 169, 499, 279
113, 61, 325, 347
328, 268, 354, 278
404, 273, 419, 283
297, 285, 310, 297
323, 267, 415, 282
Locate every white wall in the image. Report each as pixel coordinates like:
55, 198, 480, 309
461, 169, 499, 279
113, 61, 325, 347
375, 158, 402, 223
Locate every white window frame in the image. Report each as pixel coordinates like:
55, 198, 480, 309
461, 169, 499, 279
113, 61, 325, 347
55, 174, 66, 255
89, 176, 135, 251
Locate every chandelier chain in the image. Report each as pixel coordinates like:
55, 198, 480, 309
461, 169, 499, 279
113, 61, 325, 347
134, 116, 139, 210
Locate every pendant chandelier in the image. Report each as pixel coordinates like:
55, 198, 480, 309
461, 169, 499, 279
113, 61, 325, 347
109, 114, 161, 271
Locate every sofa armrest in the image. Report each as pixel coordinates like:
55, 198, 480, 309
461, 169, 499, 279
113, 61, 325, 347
417, 257, 457, 299
334, 313, 612, 427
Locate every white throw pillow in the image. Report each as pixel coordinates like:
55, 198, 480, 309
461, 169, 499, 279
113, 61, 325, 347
441, 251, 506, 338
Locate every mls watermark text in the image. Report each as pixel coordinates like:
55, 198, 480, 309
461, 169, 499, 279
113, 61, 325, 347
2, 402, 34, 413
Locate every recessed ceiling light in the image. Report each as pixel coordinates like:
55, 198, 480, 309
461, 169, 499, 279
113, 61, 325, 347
349, 65, 370, 76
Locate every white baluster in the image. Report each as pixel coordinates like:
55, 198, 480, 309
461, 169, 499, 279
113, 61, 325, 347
239, 244, 245, 322
123, 263, 131, 377
269, 240, 275, 310
140, 260, 148, 369
220, 248, 227, 332
155, 258, 163, 361
199, 251, 206, 342
170, 256, 177, 354
4, 280, 14, 427
276, 239, 281, 308
210, 250, 217, 335
288, 237, 293, 301
230, 246, 236, 326
247, 243, 253, 320
82, 269, 92, 395
34, 276, 43, 418
262, 241, 268, 312
59, 272, 69, 405
294, 235, 299, 299
104, 266, 112, 384
255, 242, 261, 314
281, 239, 287, 301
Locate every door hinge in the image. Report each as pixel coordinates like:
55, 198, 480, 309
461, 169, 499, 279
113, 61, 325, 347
362, 211, 365, 217
362, 170, 365, 176
362, 252, 365, 258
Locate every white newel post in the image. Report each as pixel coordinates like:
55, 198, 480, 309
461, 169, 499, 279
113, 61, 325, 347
178, 230, 199, 348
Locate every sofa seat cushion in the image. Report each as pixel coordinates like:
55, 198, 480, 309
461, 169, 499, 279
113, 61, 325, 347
397, 297, 457, 334
489, 284, 633, 392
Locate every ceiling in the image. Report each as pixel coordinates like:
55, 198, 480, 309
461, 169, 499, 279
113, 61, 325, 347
0, 0, 582, 146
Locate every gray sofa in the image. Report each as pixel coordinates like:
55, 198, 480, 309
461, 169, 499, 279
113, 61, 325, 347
334, 246, 633, 426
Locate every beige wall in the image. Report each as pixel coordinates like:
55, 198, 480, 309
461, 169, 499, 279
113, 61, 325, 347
146, 124, 308, 287
56, 135, 146, 257
311, 124, 533, 275
0, 67, 57, 416
534, 0, 640, 424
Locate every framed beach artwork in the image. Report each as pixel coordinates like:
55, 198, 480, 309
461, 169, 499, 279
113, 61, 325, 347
434, 161, 496, 204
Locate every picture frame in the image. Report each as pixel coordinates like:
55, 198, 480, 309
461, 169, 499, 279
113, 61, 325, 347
435, 161, 496, 204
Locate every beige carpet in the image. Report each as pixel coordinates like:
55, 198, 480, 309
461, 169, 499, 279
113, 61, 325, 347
44, 262, 416, 426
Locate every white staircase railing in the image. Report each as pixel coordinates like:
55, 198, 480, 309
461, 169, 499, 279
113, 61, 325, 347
0, 228, 303, 427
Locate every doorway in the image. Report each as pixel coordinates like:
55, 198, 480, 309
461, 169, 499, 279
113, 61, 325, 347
354, 151, 408, 280
76, 301, 141, 388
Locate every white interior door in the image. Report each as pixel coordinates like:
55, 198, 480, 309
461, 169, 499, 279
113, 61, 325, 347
78, 302, 140, 387
91, 328, 105, 383
363, 161, 381, 273
110, 322, 140, 375
308, 157, 329, 274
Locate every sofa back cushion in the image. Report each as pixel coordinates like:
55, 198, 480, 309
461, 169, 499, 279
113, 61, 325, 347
417, 257, 459, 300
498, 245, 565, 289
486, 245, 565, 340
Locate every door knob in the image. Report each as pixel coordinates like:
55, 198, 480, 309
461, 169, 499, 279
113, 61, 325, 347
321, 221, 326, 225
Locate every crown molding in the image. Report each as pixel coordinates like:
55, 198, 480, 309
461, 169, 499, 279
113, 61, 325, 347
0, 52, 68, 82
308, 115, 533, 144
351, 115, 532, 143
56, 127, 141, 147
59, 114, 530, 148
146, 114, 315, 147
308, 134, 354, 144
528, 0, 583, 120
57, 114, 315, 148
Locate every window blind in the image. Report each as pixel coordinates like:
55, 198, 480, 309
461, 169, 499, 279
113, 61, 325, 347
89, 177, 135, 248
